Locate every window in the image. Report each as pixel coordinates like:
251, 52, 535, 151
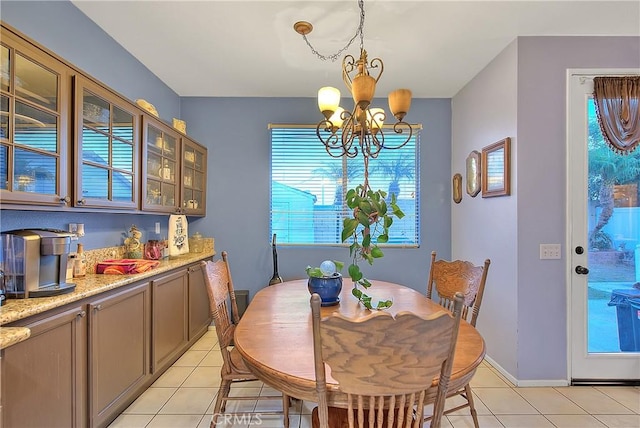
270, 125, 420, 246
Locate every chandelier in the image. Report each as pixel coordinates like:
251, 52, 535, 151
294, 0, 413, 161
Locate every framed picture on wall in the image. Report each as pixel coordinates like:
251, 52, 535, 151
482, 137, 511, 198
465, 150, 481, 197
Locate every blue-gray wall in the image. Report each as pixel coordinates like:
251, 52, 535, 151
0, 1, 452, 302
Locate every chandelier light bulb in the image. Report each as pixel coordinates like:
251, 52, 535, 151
367, 108, 385, 132
318, 87, 341, 119
388, 89, 412, 121
352, 74, 376, 110
329, 107, 345, 130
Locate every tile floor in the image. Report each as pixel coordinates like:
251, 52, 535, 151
109, 329, 640, 428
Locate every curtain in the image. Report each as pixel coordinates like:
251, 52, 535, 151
593, 76, 640, 155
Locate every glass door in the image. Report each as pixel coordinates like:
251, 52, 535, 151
74, 77, 139, 209
0, 33, 70, 206
180, 137, 206, 216
142, 118, 180, 213
569, 70, 640, 381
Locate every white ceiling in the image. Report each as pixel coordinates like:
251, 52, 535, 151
71, 0, 640, 98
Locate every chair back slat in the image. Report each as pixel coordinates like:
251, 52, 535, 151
427, 251, 490, 327
311, 292, 464, 428
201, 251, 239, 349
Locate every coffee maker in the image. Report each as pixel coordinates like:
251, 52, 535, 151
0, 229, 76, 298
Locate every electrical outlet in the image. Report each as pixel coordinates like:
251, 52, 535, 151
540, 244, 561, 260
155, 222, 161, 234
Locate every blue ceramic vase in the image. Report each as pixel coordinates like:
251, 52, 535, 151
308, 273, 343, 306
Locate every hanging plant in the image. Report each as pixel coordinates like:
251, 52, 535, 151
341, 177, 405, 309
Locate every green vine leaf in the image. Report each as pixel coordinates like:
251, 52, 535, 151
371, 246, 384, 258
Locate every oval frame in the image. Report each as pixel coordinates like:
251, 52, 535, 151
453, 173, 462, 204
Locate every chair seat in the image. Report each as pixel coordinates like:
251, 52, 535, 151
229, 346, 253, 375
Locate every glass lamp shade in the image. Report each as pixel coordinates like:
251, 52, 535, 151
318, 87, 341, 119
367, 108, 385, 131
388, 89, 412, 121
329, 107, 345, 129
352, 74, 376, 110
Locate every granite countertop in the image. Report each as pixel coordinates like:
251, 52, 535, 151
0, 249, 214, 350
0, 327, 31, 350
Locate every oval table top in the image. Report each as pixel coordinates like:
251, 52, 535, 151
234, 280, 486, 405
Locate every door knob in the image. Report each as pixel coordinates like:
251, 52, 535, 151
575, 265, 589, 275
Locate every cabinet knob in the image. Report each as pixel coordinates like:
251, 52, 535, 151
77, 198, 86, 205
77, 310, 86, 318
60, 196, 71, 204
93, 304, 102, 311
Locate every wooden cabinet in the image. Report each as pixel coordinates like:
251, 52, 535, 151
1, 260, 210, 428
181, 137, 207, 216
0, 27, 72, 207
1, 24, 208, 215
73, 76, 140, 210
2, 304, 87, 428
151, 269, 188, 373
88, 282, 150, 428
187, 262, 211, 340
142, 117, 181, 213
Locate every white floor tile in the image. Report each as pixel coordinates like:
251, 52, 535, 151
595, 386, 640, 413
593, 413, 640, 428
544, 413, 608, 427
153, 366, 196, 388
147, 414, 205, 428
107, 414, 155, 428
159, 387, 216, 414
555, 387, 635, 415
515, 387, 587, 414
124, 387, 177, 414
473, 387, 539, 415
496, 414, 556, 427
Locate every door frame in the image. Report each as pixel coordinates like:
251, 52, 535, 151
566, 68, 640, 383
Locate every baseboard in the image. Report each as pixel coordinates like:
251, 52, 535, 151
483, 355, 570, 387
517, 379, 571, 387
572, 379, 640, 386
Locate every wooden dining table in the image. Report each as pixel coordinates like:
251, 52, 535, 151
234, 279, 486, 407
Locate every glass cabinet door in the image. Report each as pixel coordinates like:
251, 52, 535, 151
181, 137, 207, 216
74, 77, 139, 209
142, 118, 180, 213
0, 33, 70, 206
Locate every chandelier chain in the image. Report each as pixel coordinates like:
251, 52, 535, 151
302, 0, 366, 62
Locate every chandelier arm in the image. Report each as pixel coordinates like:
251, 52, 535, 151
342, 54, 356, 91
300, 0, 366, 62
363, 132, 383, 159
368, 57, 384, 83
388, 122, 414, 150
316, 121, 346, 158
341, 113, 360, 158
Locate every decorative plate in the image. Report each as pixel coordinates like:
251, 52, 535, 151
466, 150, 481, 197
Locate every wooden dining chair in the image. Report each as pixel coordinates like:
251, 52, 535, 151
310, 292, 464, 428
425, 250, 491, 428
201, 251, 290, 428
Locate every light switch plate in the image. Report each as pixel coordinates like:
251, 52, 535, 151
540, 244, 561, 259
